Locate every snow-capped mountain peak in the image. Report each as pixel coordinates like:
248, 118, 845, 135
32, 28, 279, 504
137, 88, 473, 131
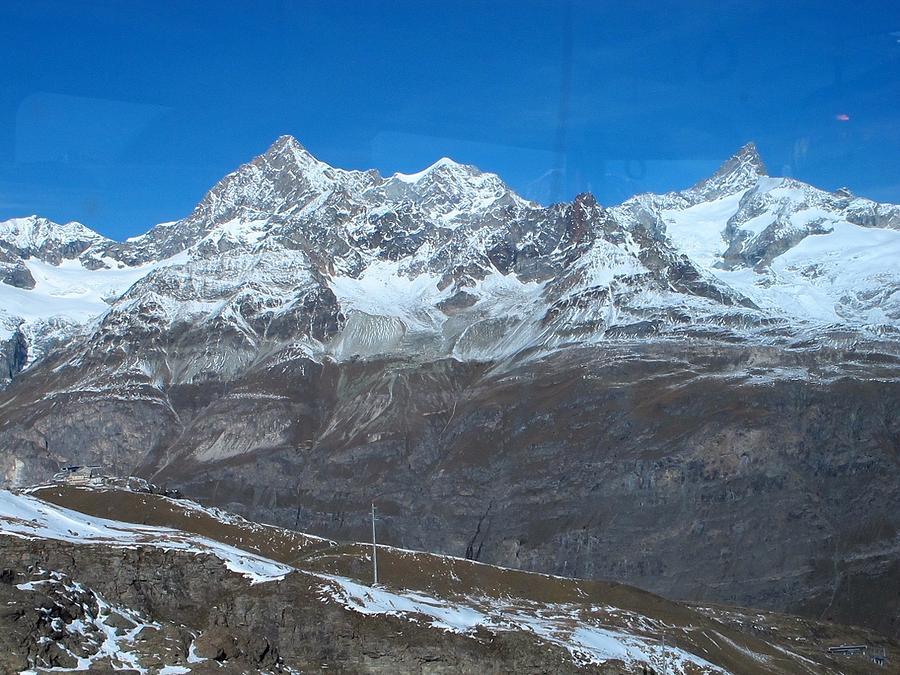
392, 156, 472, 184
265, 133, 309, 157
0, 215, 114, 298
688, 142, 767, 202
270, 135, 334, 177
0, 216, 108, 262
2, 135, 900, 390
383, 155, 531, 227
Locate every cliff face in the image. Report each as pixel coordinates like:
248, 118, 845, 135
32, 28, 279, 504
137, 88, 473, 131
150, 344, 900, 639
2, 540, 618, 674
4, 341, 897, 638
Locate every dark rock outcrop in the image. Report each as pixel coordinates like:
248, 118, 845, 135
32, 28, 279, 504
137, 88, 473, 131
1, 261, 36, 289
0, 539, 603, 674
1, 327, 28, 387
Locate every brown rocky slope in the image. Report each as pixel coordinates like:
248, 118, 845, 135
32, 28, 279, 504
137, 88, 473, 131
2, 484, 896, 673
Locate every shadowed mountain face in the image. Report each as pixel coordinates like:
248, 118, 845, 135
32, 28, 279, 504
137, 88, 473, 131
1, 137, 899, 638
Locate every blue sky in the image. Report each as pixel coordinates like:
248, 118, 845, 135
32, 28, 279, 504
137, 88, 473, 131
1, 0, 898, 239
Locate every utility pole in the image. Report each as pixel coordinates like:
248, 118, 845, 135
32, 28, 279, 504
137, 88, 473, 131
371, 502, 378, 586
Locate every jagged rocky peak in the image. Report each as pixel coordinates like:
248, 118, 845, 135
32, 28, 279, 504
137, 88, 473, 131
258, 134, 334, 175
717, 141, 767, 179
689, 142, 767, 202
214, 135, 329, 196
182, 136, 375, 231
267, 133, 306, 155
573, 191, 600, 208
260, 134, 383, 188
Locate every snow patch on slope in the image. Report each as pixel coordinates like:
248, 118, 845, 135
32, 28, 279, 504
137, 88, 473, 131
715, 222, 900, 326
0, 252, 188, 356
662, 191, 746, 267
329, 259, 451, 330
0, 490, 291, 583
318, 573, 728, 674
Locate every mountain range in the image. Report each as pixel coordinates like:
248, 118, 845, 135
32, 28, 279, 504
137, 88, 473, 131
1, 137, 898, 639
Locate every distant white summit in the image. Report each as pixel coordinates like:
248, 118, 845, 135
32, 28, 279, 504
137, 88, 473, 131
393, 157, 471, 183
688, 142, 767, 202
